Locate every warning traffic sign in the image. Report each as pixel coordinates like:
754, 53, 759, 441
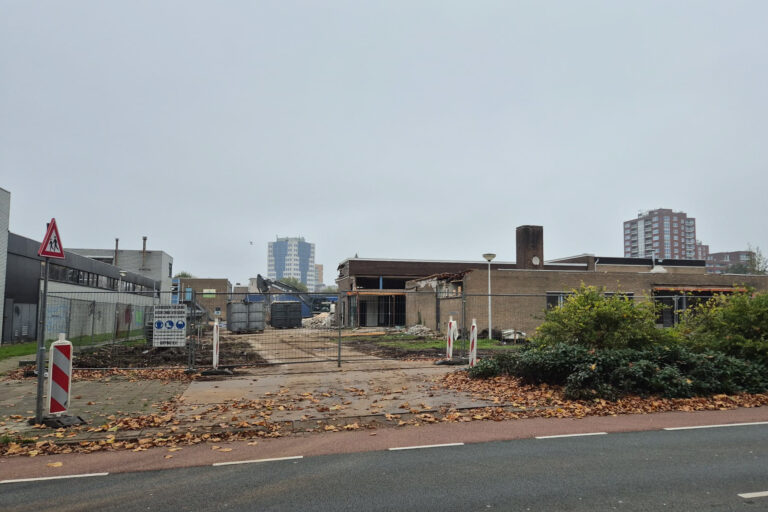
38, 218, 65, 259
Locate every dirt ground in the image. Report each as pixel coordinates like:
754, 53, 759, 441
73, 339, 268, 368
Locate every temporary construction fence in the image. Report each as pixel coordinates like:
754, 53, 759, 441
13, 289, 720, 370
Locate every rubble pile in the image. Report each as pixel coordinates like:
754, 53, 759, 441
406, 324, 436, 337
302, 312, 335, 328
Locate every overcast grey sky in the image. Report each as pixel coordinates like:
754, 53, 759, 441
2, 1, 766, 285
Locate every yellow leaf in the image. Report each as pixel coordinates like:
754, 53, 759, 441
47, 462, 63, 468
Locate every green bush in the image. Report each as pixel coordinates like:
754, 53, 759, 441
467, 357, 500, 379
468, 344, 768, 400
675, 292, 768, 366
534, 285, 674, 350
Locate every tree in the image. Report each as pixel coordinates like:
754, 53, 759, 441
278, 277, 308, 292
747, 245, 767, 275
174, 271, 195, 278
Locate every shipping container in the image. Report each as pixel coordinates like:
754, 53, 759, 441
227, 301, 265, 333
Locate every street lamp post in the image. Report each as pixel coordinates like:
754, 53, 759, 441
482, 253, 496, 340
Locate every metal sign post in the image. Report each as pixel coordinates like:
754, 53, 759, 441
34, 257, 49, 424
33, 219, 67, 425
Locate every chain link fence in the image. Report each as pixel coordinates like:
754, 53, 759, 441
6, 289, 720, 370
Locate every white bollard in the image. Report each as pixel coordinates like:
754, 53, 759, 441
469, 319, 478, 367
212, 318, 220, 370
446, 316, 454, 359
47, 333, 73, 415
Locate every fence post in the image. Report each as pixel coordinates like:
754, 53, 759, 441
90, 300, 96, 345
461, 287, 467, 357
65, 297, 72, 340
337, 317, 342, 368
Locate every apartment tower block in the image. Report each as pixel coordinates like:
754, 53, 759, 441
267, 236, 316, 290
623, 209, 697, 260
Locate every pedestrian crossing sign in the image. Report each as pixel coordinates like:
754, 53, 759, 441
38, 218, 65, 259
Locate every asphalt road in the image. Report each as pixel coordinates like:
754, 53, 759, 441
3, 425, 768, 511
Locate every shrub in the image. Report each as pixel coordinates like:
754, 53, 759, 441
675, 292, 768, 366
468, 343, 768, 400
534, 285, 673, 350
467, 357, 500, 379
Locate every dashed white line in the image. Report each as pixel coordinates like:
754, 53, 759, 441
536, 432, 607, 439
1, 472, 109, 484
664, 421, 768, 431
389, 443, 465, 451
212, 455, 303, 467
738, 491, 768, 499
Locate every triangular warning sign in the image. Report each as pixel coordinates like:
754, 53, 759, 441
38, 218, 65, 259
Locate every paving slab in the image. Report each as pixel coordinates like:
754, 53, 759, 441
1, 377, 188, 436
178, 361, 491, 424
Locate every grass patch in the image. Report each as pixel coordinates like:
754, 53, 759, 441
375, 337, 524, 351
0, 341, 38, 361
0, 336, 149, 362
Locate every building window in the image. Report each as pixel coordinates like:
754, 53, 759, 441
546, 292, 574, 309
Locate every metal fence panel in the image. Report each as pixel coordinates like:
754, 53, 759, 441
16, 289, 724, 370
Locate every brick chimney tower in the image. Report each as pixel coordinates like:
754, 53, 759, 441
516, 225, 544, 269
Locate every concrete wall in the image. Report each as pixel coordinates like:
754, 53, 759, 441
0, 188, 9, 344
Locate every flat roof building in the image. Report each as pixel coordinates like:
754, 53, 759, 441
70, 237, 173, 299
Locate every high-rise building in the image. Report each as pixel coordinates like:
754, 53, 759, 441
314, 264, 324, 290
267, 236, 316, 290
623, 209, 698, 259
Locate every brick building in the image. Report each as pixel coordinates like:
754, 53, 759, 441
336, 225, 768, 334
177, 278, 232, 321
707, 250, 755, 274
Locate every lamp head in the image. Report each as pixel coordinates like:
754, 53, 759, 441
482, 253, 496, 262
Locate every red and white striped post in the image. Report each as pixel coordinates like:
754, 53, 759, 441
47, 334, 73, 415
469, 319, 478, 367
212, 318, 220, 370
446, 316, 455, 359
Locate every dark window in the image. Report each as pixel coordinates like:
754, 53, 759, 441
546, 292, 573, 309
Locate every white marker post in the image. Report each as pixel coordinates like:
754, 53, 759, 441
469, 319, 478, 367
212, 318, 220, 370
446, 316, 454, 359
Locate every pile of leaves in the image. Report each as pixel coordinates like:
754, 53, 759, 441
4, 367, 197, 381
443, 372, 768, 419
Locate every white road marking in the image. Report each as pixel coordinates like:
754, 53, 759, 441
212, 455, 303, 466
536, 432, 607, 439
389, 443, 465, 451
664, 421, 768, 431
738, 491, 768, 499
1, 472, 109, 484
